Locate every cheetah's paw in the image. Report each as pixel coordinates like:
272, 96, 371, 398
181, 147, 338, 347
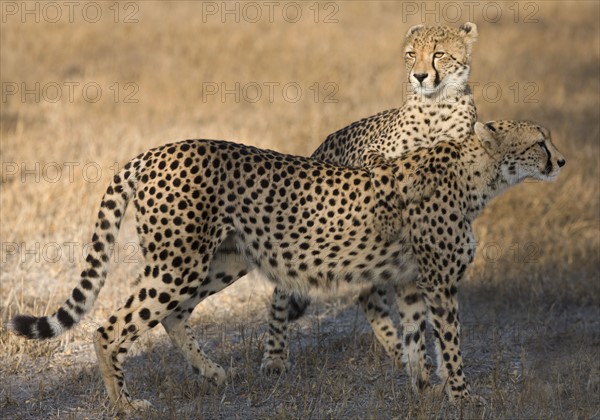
447, 389, 487, 406
207, 365, 227, 387
260, 357, 289, 375
115, 398, 153, 413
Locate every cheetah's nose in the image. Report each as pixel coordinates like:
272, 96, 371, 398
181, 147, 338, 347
557, 158, 566, 168
413, 73, 428, 83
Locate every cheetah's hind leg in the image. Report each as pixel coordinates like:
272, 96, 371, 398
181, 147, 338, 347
161, 250, 250, 388
94, 288, 159, 412
358, 285, 404, 370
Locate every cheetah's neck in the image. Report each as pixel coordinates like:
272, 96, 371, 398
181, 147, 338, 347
458, 136, 511, 220
406, 84, 473, 104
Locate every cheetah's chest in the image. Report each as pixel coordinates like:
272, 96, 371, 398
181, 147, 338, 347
403, 100, 472, 141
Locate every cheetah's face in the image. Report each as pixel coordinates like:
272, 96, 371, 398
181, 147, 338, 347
475, 121, 566, 183
404, 22, 478, 97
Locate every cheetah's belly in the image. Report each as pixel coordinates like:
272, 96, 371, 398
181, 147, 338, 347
233, 232, 418, 295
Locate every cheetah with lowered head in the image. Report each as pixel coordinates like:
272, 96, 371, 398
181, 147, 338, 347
266, 21, 479, 387
10, 120, 565, 410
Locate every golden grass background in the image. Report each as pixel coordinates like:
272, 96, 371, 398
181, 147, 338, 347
1, 1, 599, 418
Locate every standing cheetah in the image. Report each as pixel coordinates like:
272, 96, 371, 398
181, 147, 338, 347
264, 22, 479, 389
312, 21, 478, 167
10, 120, 565, 410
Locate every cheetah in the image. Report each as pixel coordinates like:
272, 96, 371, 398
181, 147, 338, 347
10, 120, 565, 410
265, 22, 479, 388
312, 21, 478, 166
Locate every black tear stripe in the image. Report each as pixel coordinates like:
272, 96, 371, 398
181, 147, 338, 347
409, 61, 416, 81
432, 57, 440, 88
541, 142, 553, 174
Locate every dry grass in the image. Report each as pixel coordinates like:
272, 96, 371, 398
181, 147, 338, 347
1, 1, 599, 418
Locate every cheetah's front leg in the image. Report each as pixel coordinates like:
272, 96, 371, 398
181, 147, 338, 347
420, 285, 482, 404
261, 287, 290, 374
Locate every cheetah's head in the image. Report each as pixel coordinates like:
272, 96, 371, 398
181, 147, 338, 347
475, 120, 566, 184
404, 22, 478, 97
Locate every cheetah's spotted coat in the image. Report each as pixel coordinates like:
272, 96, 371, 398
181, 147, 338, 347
266, 22, 479, 390
10, 120, 565, 410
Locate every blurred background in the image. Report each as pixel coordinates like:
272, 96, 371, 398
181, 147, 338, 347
1, 1, 598, 417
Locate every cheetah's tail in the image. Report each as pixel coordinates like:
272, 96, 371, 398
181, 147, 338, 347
8, 158, 141, 339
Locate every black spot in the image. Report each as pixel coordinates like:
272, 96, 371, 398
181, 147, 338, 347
139, 308, 151, 320
404, 293, 420, 305
72, 288, 85, 303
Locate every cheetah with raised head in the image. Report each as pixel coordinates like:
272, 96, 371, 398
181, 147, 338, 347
312, 21, 478, 166
264, 21, 479, 388
10, 120, 565, 410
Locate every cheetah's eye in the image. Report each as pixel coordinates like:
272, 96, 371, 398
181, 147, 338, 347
433, 52, 445, 58
406, 51, 416, 58
537, 140, 546, 148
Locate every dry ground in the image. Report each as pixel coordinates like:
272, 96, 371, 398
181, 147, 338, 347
1, 1, 599, 418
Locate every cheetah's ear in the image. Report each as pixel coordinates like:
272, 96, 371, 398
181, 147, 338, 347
537, 125, 551, 139
459, 22, 478, 40
459, 22, 478, 50
475, 121, 501, 154
406, 24, 424, 38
